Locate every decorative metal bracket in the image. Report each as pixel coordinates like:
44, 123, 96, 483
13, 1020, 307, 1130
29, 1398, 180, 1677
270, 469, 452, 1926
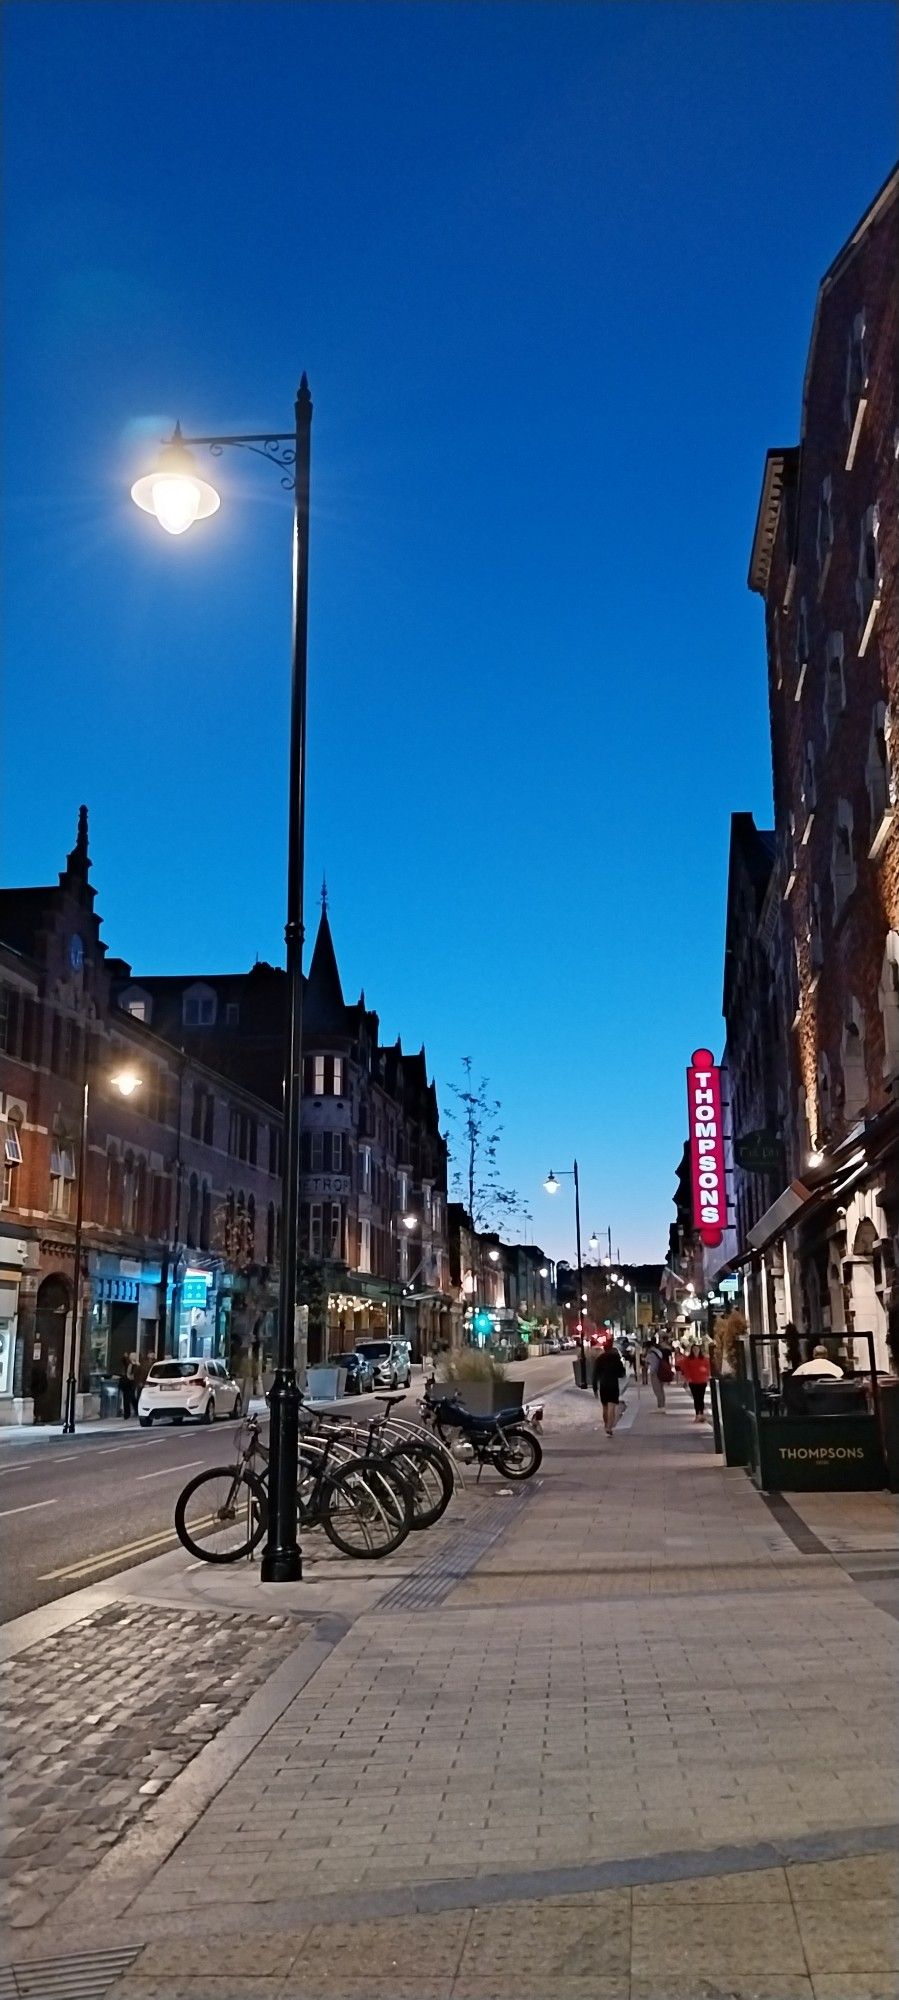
179, 430, 297, 491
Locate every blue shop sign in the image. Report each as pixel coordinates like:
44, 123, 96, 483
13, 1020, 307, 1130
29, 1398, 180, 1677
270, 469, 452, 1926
182, 1273, 212, 1308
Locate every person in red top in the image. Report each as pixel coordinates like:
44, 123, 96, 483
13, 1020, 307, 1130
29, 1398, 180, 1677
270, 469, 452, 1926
680, 1345, 711, 1422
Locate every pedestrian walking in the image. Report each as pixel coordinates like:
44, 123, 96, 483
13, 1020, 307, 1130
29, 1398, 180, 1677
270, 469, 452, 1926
242, 1324, 265, 1406
591, 1337, 627, 1436
639, 1344, 649, 1386
117, 1352, 138, 1419
646, 1338, 669, 1410
681, 1345, 711, 1421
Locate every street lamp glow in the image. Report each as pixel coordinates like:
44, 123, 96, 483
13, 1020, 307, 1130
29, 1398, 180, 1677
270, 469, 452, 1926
131, 430, 221, 536
806, 1148, 825, 1168
402, 1213, 417, 1230
539, 1265, 548, 1277
488, 1248, 500, 1263
111, 1069, 142, 1097
543, 1170, 560, 1195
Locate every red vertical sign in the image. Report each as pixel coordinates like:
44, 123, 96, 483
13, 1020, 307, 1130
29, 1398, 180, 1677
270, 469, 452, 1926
687, 1047, 726, 1247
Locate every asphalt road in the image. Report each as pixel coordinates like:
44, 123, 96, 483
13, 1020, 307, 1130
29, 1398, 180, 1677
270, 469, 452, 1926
0, 1352, 573, 1624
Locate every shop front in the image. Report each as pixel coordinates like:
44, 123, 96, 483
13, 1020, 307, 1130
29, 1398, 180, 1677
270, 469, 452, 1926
0, 1233, 30, 1424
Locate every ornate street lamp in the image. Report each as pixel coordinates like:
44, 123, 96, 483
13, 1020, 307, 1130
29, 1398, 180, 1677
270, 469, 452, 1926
131, 383, 312, 1582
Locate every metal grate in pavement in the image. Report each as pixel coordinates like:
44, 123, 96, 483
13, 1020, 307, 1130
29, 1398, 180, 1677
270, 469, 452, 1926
0, 1946, 139, 2000
379, 1482, 537, 1611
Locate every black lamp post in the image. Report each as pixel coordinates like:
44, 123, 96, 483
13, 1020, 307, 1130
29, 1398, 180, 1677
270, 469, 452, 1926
544, 1163, 586, 1386
131, 381, 313, 1581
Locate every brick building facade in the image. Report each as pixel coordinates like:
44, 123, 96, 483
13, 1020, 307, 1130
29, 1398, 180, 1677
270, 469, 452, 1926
0, 814, 283, 1422
120, 901, 453, 1364
742, 166, 899, 1365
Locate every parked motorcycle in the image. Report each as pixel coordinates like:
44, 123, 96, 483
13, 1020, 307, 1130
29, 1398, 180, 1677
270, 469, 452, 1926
420, 1385, 543, 1480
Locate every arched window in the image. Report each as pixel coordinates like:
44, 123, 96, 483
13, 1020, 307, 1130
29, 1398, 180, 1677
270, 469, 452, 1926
186, 1172, 199, 1248
857, 504, 882, 655
831, 800, 856, 919
795, 597, 810, 679
866, 702, 890, 844
816, 476, 834, 582
122, 1151, 137, 1231
182, 982, 217, 1029
879, 934, 899, 1078
841, 999, 867, 1123
823, 635, 845, 742
200, 1180, 211, 1251
266, 1201, 276, 1265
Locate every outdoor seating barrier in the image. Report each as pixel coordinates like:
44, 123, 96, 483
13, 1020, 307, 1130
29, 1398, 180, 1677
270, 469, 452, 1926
741, 1330, 886, 1492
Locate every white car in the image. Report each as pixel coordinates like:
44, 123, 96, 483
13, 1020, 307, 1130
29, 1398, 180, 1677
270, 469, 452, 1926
137, 1358, 242, 1427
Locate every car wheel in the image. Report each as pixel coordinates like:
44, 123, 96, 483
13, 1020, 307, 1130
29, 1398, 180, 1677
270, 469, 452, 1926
232, 1395, 243, 1419
138, 1414, 152, 1428
203, 1399, 215, 1424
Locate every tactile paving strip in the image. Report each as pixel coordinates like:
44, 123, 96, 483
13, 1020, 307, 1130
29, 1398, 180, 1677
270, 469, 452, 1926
379, 1480, 537, 1610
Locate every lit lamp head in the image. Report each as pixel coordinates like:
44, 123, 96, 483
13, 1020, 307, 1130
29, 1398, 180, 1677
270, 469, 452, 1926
131, 426, 221, 536
544, 1170, 559, 1195
402, 1213, 417, 1230
539, 1265, 548, 1278
488, 1248, 500, 1263
111, 1069, 142, 1098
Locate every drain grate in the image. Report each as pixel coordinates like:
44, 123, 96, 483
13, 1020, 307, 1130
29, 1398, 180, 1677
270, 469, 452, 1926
0, 1946, 139, 2000
380, 1483, 536, 1611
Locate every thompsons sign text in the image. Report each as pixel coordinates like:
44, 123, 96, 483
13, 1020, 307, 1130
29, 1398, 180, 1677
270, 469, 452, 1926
687, 1048, 726, 1248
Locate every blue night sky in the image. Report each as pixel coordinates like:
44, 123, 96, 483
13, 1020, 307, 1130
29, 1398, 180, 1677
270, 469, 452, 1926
3, 2, 895, 1265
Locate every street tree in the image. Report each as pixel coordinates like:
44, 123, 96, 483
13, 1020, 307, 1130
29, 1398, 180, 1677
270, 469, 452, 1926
446, 1056, 518, 1232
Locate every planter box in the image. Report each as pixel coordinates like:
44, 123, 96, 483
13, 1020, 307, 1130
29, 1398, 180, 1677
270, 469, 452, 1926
715, 1374, 751, 1467
454, 1379, 525, 1416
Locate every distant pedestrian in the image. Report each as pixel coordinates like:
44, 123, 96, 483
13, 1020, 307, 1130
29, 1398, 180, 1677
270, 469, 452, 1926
681, 1345, 711, 1421
646, 1339, 667, 1410
117, 1352, 138, 1419
243, 1327, 265, 1406
639, 1345, 649, 1386
591, 1339, 626, 1436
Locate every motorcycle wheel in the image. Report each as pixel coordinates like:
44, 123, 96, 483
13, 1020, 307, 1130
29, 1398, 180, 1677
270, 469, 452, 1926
495, 1427, 542, 1480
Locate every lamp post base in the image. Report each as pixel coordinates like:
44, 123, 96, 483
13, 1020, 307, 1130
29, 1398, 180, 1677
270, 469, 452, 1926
260, 1371, 303, 1583
62, 1378, 77, 1435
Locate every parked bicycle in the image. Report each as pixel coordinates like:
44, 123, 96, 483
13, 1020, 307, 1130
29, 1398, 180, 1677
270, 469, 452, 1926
174, 1413, 414, 1564
300, 1391, 456, 1531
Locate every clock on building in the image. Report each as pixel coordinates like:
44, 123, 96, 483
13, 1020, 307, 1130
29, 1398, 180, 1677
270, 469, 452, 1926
69, 934, 85, 971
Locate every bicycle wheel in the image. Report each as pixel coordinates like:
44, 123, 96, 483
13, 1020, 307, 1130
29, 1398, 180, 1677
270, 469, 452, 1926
319, 1459, 412, 1559
495, 1427, 542, 1480
174, 1466, 268, 1563
383, 1441, 453, 1530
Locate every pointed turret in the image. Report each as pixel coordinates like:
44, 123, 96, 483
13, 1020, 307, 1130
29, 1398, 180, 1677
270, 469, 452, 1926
65, 805, 90, 883
304, 905, 346, 1031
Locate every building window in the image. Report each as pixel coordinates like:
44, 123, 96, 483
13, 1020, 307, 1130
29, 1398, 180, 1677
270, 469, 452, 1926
331, 1132, 343, 1174
268, 1124, 282, 1177
333, 1056, 344, 1097
841, 1000, 867, 1123
831, 800, 856, 919
816, 475, 834, 587
856, 504, 882, 656
225, 1002, 240, 1027
183, 985, 217, 1028
2, 1114, 23, 1208
867, 703, 891, 848
186, 1172, 200, 1247
803, 740, 817, 816
823, 635, 845, 742
122, 1152, 139, 1231
359, 1217, 371, 1273
879, 934, 899, 1078
359, 1145, 371, 1194
809, 884, 824, 971
844, 310, 868, 469
49, 1143, 75, 1216
312, 1055, 326, 1096
200, 1181, 211, 1251
795, 598, 810, 689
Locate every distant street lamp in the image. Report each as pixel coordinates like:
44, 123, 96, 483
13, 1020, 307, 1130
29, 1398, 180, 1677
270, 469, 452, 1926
131, 382, 313, 1582
63, 1058, 144, 1434
543, 1163, 586, 1384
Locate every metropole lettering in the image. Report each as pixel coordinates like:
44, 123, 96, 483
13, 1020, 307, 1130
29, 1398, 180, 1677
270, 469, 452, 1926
687, 1047, 726, 1248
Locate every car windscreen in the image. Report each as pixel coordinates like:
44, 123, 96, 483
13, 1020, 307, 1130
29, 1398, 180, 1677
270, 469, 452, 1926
356, 1343, 390, 1359
148, 1362, 199, 1380
334, 1354, 359, 1366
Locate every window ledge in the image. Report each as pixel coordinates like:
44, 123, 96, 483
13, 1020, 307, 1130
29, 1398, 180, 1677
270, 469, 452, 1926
783, 866, 798, 900
794, 661, 808, 702
858, 594, 881, 657
845, 397, 868, 471
869, 808, 895, 861
802, 811, 815, 845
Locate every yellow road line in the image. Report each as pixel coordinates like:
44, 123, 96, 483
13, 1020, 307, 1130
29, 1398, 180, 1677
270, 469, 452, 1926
37, 1514, 219, 1581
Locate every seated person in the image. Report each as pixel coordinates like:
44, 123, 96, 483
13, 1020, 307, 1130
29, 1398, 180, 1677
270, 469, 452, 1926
792, 1343, 843, 1379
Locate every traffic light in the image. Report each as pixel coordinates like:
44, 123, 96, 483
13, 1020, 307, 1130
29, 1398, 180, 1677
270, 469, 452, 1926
473, 1309, 493, 1338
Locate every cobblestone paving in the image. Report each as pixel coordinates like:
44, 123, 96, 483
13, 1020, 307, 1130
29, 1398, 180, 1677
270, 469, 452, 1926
1, 1601, 304, 1930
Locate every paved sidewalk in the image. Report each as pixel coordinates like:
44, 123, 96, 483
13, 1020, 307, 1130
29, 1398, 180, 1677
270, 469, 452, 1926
3, 1380, 897, 1998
